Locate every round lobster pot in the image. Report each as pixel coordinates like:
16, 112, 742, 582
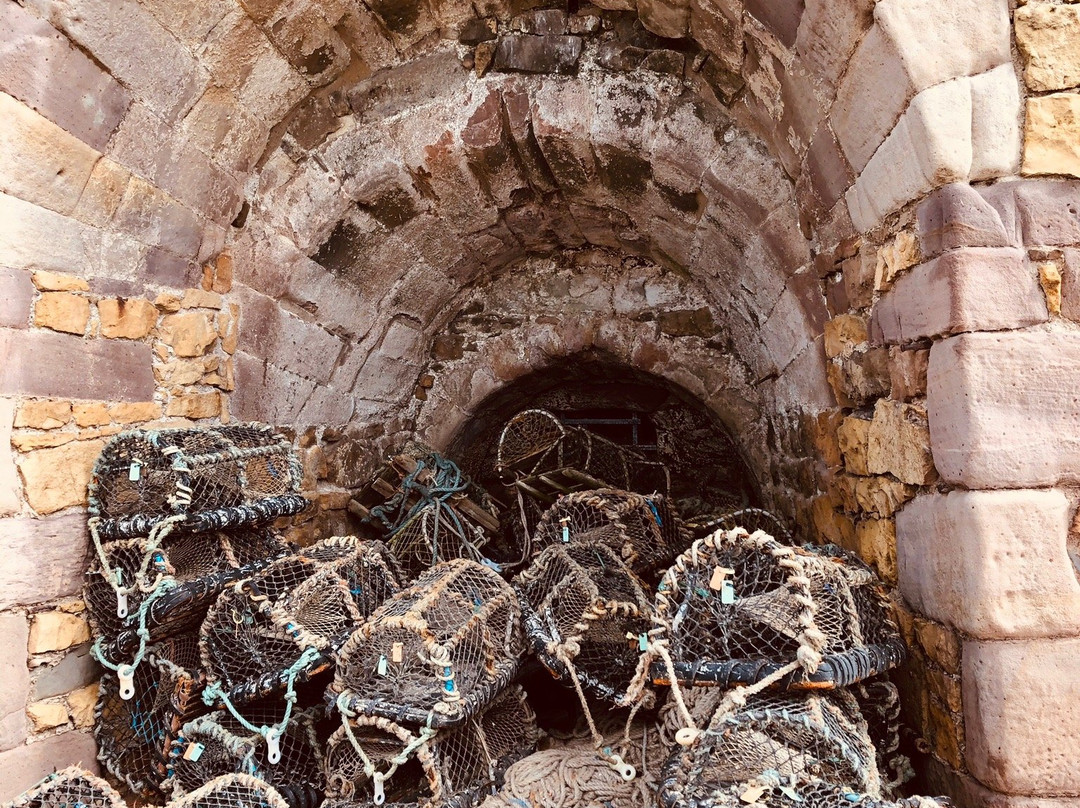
85, 527, 289, 652
386, 502, 491, 581
200, 537, 400, 707
513, 541, 654, 705
95, 634, 205, 799
530, 488, 684, 579
89, 424, 306, 538
686, 508, 793, 543
166, 706, 324, 801
7, 767, 127, 808
167, 773, 292, 808
330, 559, 524, 728
495, 409, 634, 490
650, 530, 906, 690
325, 685, 538, 808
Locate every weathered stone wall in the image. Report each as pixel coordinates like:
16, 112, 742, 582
0, 0, 1078, 803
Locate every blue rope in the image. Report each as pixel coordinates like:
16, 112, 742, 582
368, 454, 472, 541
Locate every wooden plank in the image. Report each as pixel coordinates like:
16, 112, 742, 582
372, 478, 397, 498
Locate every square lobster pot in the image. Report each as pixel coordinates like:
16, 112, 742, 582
649, 530, 906, 690
200, 536, 399, 708
495, 409, 638, 492
166, 706, 324, 805
324, 685, 538, 808
168, 773, 292, 808
530, 488, 685, 580
7, 767, 127, 808
330, 559, 524, 728
95, 634, 206, 800
685, 507, 793, 543
85, 527, 289, 656
513, 540, 653, 706
89, 424, 306, 538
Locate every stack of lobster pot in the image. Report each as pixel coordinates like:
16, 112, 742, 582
84, 424, 307, 800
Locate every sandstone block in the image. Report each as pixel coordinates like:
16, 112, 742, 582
33, 644, 96, 700
235, 288, 343, 383
0, 93, 99, 216
1064, 248, 1080, 323
866, 399, 935, 485
888, 346, 929, 401
33, 292, 89, 335
1012, 180, 1080, 248
72, 156, 130, 228
0, 514, 89, 611
743, 0, 802, 48
232, 352, 315, 424
0, 268, 34, 329
914, 617, 961, 675
0, 613, 29, 752
494, 35, 583, 75
159, 311, 217, 357
928, 331, 1080, 487
26, 701, 67, 732
823, 314, 867, 359
15, 400, 71, 430
0, 400, 19, 517
898, 490, 1080, 638
873, 231, 920, 292
66, 684, 97, 729
964, 637, 1080, 794
1023, 93, 1080, 179
916, 182, 1013, 258
853, 476, 915, 518
855, 517, 897, 584
32, 271, 89, 293
108, 402, 161, 424
0, 329, 154, 402
0, 1, 130, 150
17, 438, 105, 515
72, 402, 108, 428
826, 348, 890, 408
870, 248, 1046, 345
0, 729, 98, 800
1039, 261, 1063, 314
166, 392, 220, 420
12, 432, 76, 452
837, 415, 871, 476
181, 288, 222, 309
637, 0, 690, 39
98, 298, 157, 339
1016, 3, 1080, 92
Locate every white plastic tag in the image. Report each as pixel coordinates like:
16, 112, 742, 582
265, 727, 281, 765
116, 591, 129, 619
377, 655, 388, 676
721, 580, 736, 604
118, 665, 136, 700
373, 774, 386, 805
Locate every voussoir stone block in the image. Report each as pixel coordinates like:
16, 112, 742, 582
870, 248, 1046, 344
916, 183, 1014, 257
897, 490, 1080, 638
964, 638, 1080, 795
928, 331, 1080, 488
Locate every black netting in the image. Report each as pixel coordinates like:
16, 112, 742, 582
651, 530, 906, 689
385, 503, 491, 582
687, 508, 794, 544
95, 634, 205, 799
166, 706, 324, 798
530, 489, 686, 580
514, 541, 653, 705
85, 528, 289, 652
200, 537, 394, 705
7, 767, 127, 808
167, 773, 291, 808
325, 686, 537, 808
331, 559, 524, 727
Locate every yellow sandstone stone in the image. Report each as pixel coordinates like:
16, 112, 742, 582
31, 271, 88, 292
17, 438, 105, 514
67, 683, 99, 729
14, 400, 71, 430
72, 402, 110, 427
1023, 93, 1080, 179
108, 401, 162, 423
26, 701, 68, 732
160, 311, 217, 357
34, 292, 89, 335
28, 612, 90, 653
166, 392, 221, 419
98, 297, 158, 339
1039, 262, 1063, 314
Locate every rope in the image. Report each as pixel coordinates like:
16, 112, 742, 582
91, 573, 178, 696
201, 646, 322, 760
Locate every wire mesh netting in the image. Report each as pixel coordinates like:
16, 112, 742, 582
95, 634, 205, 799
7, 767, 128, 808
530, 489, 685, 580
165, 706, 324, 801
89, 424, 306, 538
853, 679, 911, 792
650, 529, 906, 690
325, 685, 538, 808
166, 773, 292, 808
686, 508, 793, 543
200, 536, 394, 706
85, 528, 289, 652
514, 541, 654, 705
495, 410, 637, 492
330, 559, 524, 728
386, 503, 492, 582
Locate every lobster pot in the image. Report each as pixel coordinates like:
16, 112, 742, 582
495, 409, 636, 491
658, 771, 952, 808
650, 530, 906, 690
167, 774, 291, 808
387, 503, 491, 581
166, 707, 324, 801
687, 507, 793, 543
324, 686, 538, 808
514, 541, 653, 705
85, 528, 288, 650
7, 767, 127, 808
530, 489, 684, 579
853, 679, 909, 792
89, 424, 306, 538
199, 537, 376, 705
95, 634, 205, 799
331, 559, 524, 728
